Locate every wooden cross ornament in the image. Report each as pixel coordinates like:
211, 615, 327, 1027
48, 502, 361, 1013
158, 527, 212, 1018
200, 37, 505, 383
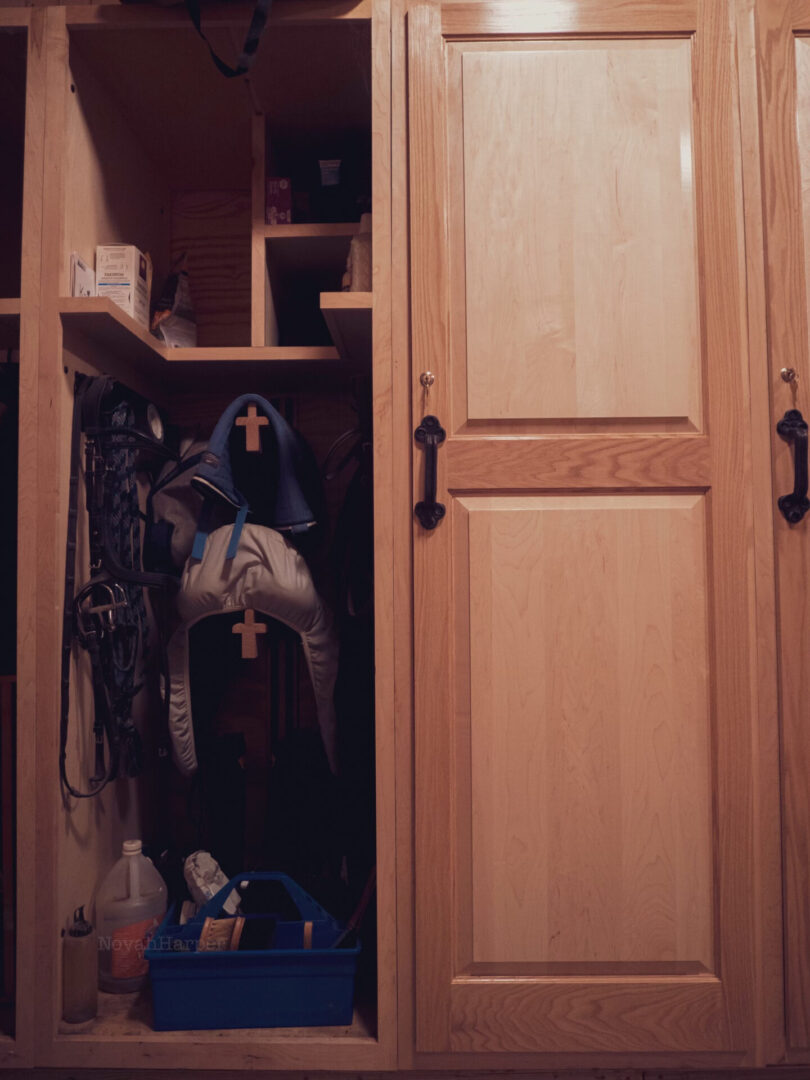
236, 404, 269, 452
232, 608, 266, 659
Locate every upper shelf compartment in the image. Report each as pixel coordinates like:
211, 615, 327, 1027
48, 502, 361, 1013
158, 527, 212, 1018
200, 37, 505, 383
66, 9, 371, 193
261, 221, 371, 360
252, 115, 373, 361
61, 9, 372, 371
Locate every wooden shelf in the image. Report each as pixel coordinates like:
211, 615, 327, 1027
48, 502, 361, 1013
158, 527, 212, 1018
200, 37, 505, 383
58, 988, 375, 1043
166, 345, 338, 363
51, 987, 379, 1068
265, 222, 359, 282
261, 223, 364, 351
58, 298, 358, 387
60, 297, 165, 374
261, 223, 360, 240
320, 292, 372, 363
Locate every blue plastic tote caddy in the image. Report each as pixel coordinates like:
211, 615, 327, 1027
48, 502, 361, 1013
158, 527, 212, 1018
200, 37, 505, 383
144, 871, 360, 1031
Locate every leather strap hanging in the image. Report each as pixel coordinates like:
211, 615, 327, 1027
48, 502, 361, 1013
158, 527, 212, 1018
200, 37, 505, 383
60, 377, 119, 798
184, 0, 273, 79
60, 377, 174, 799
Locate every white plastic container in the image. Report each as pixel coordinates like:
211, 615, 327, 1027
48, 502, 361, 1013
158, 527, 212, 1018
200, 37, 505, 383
96, 244, 151, 328
96, 839, 167, 993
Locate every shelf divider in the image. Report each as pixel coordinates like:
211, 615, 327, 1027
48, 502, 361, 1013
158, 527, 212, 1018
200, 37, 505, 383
320, 292, 372, 363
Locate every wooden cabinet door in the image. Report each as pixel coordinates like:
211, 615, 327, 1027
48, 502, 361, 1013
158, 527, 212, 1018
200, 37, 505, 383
408, 0, 780, 1060
758, 0, 810, 1059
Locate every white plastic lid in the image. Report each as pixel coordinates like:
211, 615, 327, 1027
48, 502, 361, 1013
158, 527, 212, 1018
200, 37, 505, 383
122, 839, 142, 855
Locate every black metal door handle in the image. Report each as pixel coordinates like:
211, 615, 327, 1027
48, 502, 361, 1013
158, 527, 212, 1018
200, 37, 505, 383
777, 408, 810, 524
414, 415, 446, 530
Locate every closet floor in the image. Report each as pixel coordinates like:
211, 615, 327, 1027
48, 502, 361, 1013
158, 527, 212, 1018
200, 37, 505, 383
57, 986, 377, 1042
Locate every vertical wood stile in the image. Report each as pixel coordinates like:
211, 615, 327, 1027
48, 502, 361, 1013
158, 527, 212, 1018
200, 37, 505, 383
35, 3, 69, 1054
408, 0, 453, 1053
731, 0, 785, 1064
756, 0, 810, 1055
371, 0, 399, 1062
250, 112, 271, 346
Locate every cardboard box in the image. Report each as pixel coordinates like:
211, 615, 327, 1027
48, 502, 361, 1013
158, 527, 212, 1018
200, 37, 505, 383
96, 244, 151, 327
265, 178, 292, 225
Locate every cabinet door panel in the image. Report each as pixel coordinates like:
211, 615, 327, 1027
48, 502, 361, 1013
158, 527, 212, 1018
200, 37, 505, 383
410, 0, 779, 1058
462, 494, 712, 971
460, 40, 701, 425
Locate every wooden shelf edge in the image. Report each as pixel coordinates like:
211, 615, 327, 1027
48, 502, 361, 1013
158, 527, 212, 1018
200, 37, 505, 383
60, 295, 165, 355
320, 291, 373, 310
53, 990, 377, 1051
42, 1035, 385, 1075
0, 299, 22, 317
261, 222, 361, 240
54, 1030, 377, 1047
65, 0, 371, 29
166, 346, 340, 362
320, 292, 372, 364
59, 299, 352, 372
0, 10, 29, 28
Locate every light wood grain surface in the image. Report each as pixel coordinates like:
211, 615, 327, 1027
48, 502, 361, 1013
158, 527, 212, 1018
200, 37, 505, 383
729, 0, 784, 1065
755, 0, 810, 1057
408, 0, 780, 1060
251, 113, 271, 347
2, 0, 790, 1069
446, 434, 710, 488
458, 40, 700, 426
461, 494, 712, 970
369, 0, 398, 1064
441, 0, 698, 35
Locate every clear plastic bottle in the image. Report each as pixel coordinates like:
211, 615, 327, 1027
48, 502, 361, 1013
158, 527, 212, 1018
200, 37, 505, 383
62, 906, 97, 1022
96, 839, 167, 993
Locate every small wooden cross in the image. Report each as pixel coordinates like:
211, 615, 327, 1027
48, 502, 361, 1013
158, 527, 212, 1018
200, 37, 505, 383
235, 404, 269, 452
232, 608, 266, 659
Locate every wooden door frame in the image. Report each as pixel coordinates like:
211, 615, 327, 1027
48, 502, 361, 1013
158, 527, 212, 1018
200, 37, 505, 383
25, 1, 399, 1070
4, 3, 47, 1069
750, 0, 810, 1061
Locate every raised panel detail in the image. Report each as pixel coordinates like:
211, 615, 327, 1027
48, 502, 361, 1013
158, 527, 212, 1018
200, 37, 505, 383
459, 41, 701, 425
460, 494, 713, 970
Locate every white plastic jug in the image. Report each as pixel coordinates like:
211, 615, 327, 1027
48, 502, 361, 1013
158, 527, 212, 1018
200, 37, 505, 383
95, 839, 167, 993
